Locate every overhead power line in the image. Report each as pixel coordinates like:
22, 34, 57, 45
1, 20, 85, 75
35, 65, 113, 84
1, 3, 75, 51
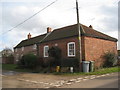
1, 0, 58, 36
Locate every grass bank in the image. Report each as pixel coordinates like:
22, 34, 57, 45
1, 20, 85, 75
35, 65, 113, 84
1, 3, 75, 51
54, 66, 120, 75
2, 64, 120, 75
2, 64, 33, 72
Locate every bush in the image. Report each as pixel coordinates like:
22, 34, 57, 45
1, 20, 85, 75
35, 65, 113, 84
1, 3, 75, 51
17, 53, 38, 69
38, 57, 46, 68
48, 46, 62, 67
103, 52, 117, 67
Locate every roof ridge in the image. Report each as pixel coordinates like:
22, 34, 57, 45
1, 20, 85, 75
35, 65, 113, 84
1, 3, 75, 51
22, 33, 47, 42
81, 24, 117, 40
14, 23, 117, 48
53, 24, 77, 31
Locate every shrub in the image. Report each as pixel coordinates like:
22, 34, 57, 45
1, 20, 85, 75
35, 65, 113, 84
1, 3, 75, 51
17, 53, 38, 69
38, 57, 46, 67
103, 52, 117, 67
48, 46, 62, 67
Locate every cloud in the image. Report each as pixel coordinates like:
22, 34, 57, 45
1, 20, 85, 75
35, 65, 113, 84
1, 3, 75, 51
0, 0, 118, 50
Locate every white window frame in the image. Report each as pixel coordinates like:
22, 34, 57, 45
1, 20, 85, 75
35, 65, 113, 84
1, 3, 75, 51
44, 46, 49, 57
33, 44, 37, 50
67, 42, 75, 57
21, 47, 24, 51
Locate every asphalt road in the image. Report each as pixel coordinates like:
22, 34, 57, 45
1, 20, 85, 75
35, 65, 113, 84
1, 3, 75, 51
59, 72, 119, 88
2, 70, 119, 89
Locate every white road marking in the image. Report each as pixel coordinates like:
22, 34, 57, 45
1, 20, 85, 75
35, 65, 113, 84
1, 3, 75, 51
16, 73, 115, 88
38, 82, 44, 84
84, 76, 89, 78
91, 75, 96, 77
25, 80, 30, 82
82, 79, 88, 81
90, 77, 95, 79
44, 83, 49, 85
53, 84, 61, 87
49, 83, 54, 85
30, 81, 38, 84
75, 80, 81, 83
69, 79, 77, 82
77, 78, 83, 80
66, 82, 72, 85
96, 76, 101, 78
101, 75, 106, 77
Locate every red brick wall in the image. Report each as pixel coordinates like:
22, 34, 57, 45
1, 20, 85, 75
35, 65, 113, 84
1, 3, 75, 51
39, 37, 80, 60
14, 36, 117, 68
39, 36, 117, 68
84, 36, 117, 68
2, 57, 14, 64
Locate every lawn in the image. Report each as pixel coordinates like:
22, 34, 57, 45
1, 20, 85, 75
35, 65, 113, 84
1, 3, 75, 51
2, 64, 120, 75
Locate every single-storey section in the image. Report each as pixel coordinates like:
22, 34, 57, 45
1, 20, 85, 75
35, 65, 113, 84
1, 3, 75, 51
14, 24, 117, 68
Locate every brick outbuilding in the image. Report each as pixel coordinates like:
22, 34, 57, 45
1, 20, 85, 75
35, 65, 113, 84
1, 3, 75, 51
14, 24, 117, 68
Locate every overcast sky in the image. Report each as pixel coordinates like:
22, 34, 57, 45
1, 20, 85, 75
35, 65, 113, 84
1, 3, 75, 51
0, 0, 119, 51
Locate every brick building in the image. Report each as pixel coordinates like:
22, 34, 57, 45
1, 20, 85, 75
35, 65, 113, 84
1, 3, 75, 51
14, 24, 117, 68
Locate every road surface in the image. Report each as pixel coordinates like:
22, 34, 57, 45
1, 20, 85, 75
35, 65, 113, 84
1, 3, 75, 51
59, 72, 119, 88
2, 71, 119, 88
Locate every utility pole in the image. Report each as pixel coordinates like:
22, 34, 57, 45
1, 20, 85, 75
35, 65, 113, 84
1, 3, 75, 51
76, 0, 82, 72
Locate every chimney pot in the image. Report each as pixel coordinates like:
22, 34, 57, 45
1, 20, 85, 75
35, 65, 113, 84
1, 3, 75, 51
28, 33, 31, 39
47, 27, 52, 33
89, 25, 93, 29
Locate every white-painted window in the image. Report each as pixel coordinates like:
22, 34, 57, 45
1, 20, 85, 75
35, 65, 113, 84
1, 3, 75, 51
33, 44, 37, 49
44, 46, 49, 57
67, 42, 75, 57
21, 47, 24, 51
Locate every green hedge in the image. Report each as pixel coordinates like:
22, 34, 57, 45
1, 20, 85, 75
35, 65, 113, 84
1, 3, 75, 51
17, 53, 38, 69
103, 52, 117, 67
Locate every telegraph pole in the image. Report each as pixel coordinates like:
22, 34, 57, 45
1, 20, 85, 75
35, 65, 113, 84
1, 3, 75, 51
76, 0, 82, 72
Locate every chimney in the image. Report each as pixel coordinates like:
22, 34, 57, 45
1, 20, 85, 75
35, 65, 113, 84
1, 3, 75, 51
28, 33, 31, 39
47, 27, 52, 33
89, 25, 93, 29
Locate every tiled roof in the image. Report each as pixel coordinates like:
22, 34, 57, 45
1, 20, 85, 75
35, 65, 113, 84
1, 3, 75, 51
14, 34, 46, 48
14, 24, 117, 48
41, 24, 117, 43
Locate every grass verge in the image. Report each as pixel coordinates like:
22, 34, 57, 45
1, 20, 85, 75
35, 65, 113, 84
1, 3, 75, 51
53, 66, 120, 75
2, 64, 120, 75
2, 64, 33, 72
